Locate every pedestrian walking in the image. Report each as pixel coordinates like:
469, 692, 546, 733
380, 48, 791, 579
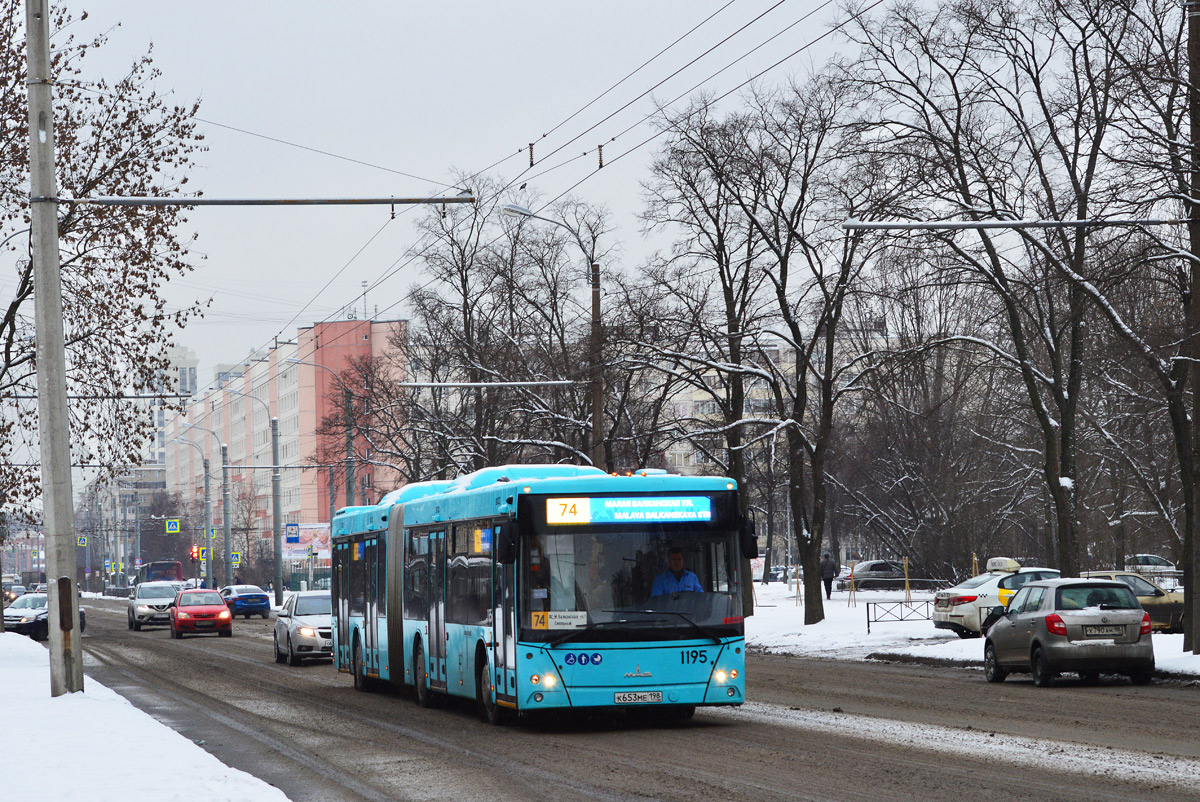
819, 553, 838, 600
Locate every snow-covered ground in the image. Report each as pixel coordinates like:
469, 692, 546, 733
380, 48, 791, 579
2, 583, 1196, 801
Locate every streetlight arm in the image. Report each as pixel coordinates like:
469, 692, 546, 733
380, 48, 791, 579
501, 204, 594, 264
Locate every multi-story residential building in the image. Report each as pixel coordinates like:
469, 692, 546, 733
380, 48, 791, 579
162, 319, 407, 583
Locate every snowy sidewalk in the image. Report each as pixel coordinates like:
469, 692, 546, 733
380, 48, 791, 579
747, 581, 1200, 675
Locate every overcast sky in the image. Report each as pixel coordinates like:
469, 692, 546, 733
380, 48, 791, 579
64, 1, 840, 384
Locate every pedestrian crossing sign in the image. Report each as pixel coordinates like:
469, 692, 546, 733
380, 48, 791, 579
232, 552, 242, 567
165, 519, 180, 534
77, 535, 87, 547
199, 547, 209, 560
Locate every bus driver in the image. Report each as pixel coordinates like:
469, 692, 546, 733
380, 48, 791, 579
651, 547, 703, 596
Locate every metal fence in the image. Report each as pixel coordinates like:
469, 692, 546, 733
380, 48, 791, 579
866, 599, 935, 633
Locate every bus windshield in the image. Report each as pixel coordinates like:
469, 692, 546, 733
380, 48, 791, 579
521, 526, 742, 642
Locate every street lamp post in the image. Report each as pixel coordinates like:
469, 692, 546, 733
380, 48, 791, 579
174, 438, 212, 588
182, 422, 227, 588
287, 357, 356, 508
501, 204, 605, 469
222, 444, 232, 587
228, 388, 285, 606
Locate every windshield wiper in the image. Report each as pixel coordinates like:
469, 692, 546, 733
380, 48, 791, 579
603, 609, 722, 644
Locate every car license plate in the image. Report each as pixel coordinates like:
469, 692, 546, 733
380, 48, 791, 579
196, 621, 214, 629
614, 691, 662, 704
1085, 625, 1122, 637
321, 639, 331, 648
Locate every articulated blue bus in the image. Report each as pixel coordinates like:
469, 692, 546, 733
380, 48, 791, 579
330, 464, 755, 723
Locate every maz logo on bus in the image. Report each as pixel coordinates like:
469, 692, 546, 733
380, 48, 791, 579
563, 652, 603, 666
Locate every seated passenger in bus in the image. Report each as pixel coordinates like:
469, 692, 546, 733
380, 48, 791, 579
651, 548, 703, 596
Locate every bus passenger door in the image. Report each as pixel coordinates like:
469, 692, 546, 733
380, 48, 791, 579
364, 539, 377, 673
334, 542, 349, 669
428, 529, 447, 691
493, 558, 516, 705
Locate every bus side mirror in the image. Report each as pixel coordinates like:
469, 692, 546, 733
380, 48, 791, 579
495, 524, 518, 565
740, 515, 757, 560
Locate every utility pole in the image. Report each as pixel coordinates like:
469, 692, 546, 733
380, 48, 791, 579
344, 388, 356, 507
222, 444, 233, 587
271, 417, 283, 606
329, 465, 336, 523
1187, 0, 1200, 655
590, 260, 605, 470
202, 458, 213, 589
133, 492, 141, 576
25, 0, 83, 694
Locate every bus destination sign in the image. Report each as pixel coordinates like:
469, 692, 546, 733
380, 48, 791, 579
546, 496, 713, 525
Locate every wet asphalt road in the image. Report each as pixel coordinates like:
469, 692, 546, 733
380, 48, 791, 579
77, 597, 1200, 802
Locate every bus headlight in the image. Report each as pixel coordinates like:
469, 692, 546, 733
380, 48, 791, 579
714, 670, 728, 684
542, 674, 557, 689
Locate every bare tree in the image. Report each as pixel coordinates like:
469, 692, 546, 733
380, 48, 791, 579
0, 2, 207, 511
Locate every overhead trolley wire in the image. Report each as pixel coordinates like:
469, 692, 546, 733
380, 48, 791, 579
269, 0, 870, 374
535, 0, 879, 211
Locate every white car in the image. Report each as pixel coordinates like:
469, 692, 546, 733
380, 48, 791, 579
933, 558, 1059, 638
1125, 554, 1180, 587
273, 590, 332, 666
127, 581, 183, 630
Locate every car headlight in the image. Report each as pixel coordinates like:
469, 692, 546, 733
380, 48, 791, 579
298, 627, 316, 637
218, 610, 231, 620
177, 612, 191, 620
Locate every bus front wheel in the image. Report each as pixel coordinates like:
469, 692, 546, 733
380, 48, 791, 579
478, 659, 509, 725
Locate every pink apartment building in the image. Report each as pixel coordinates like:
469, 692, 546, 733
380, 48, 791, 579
164, 319, 407, 574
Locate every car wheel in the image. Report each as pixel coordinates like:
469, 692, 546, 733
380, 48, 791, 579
127, 613, 134, 631
220, 628, 232, 638
984, 643, 1007, 683
414, 639, 432, 708
132, 617, 141, 632
1078, 670, 1100, 684
1031, 647, 1056, 688
261, 611, 270, 620
288, 635, 302, 667
80, 612, 85, 633
273, 632, 285, 664
173, 625, 183, 640
1130, 668, 1154, 685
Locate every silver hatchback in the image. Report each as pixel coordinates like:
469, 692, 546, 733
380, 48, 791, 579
273, 590, 332, 666
983, 578, 1154, 687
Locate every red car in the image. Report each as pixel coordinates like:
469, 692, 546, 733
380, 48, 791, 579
170, 589, 233, 639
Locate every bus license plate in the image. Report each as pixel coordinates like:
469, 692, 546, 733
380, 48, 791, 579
614, 691, 662, 704
1085, 625, 1122, 637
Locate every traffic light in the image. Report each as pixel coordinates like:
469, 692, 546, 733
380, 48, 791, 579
190, 544, 199, 561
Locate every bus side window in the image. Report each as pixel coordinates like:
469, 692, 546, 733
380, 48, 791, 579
404, 529, 429, 620
349, 541, 365, 617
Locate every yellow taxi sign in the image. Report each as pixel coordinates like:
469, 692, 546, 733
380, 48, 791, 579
986, 557, 1021, 573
